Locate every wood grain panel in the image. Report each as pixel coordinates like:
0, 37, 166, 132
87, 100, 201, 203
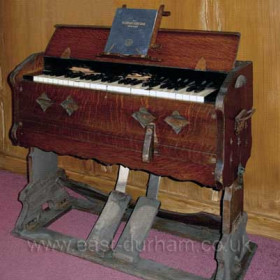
45, 26, 239, 71
17, 81, 217, 152
1, 0, 280, 239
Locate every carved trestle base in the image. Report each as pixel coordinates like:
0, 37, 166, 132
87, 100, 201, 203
12, 148, 257, 280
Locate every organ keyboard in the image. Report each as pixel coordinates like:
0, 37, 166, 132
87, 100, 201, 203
26, 63, 221, 103
9, 6, 256, 280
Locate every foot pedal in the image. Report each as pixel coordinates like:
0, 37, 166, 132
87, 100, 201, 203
114, 196, 160, 263
87, 166, 131, 254
114, 174, 161, 263
87, 190, 131, 254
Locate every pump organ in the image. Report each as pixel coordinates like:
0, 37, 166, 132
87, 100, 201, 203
9, 19, 256, 280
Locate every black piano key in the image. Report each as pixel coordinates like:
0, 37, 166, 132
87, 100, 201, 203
187, 80, 196, 85
130, 80, 142, 85
108, 76, 122, 83
82, 74, 94, 80
174, 85, 185, 90
194, 81, 214, 92
123, 78, 133, 84
160, 83, 169, 89
193, 80, 206, 92
90, 74, 102, 81
126, 79, 137, 84
118, 78, 126, 84
75, 72, 84, 77
204, 89, 219, 103
64, 72, 72, 78
101, 76, 111, 82
158, 76, 167, 82
167, 84, 175, 90
87, 74, 97, 80
65, 72, 82, 78
149, 81, 161, 87
186, 85, 197, 92
205, 81, 215, 87
184, 81, 196, 91
195, 86, 205, 93
142, 80, 151, 87
176, 77, 184, 83
23, 75, 34, 81
56, 72, 65, 77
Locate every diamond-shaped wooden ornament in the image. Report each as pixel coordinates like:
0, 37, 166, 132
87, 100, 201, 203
60, 96, 79, 116
164, 111, 189, 134
36, 93, 53, 112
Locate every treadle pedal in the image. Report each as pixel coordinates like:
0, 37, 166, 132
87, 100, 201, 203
87, 190, 131, 254
113, 196, 160, 263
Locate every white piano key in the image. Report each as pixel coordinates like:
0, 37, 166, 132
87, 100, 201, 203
189, 90, 197, 102
76, 81, 83, 87
149, 85, 162, 97
195, 88, 216, 101
73, 81, 81, 87
129, 81, 149, 96
49, 75, 61, 84
131, 87, 149, 96
149, 86, 177, 100
84, 82, 91, 89
33, 75, 43, 82
109, 86, 130, 93
57, 79, 65, 85
62, 79, 69, 86
90, 83, 97, 89
51, 77, 63, 85
71, 77, 85, 88
36, 75, 46, 83
44, 77, 52, 84
87, 79, 107, 90
68, 77, 84, 88
175, 94, 184, 101
107, 83, 131, 94
196, 96, 204, 103
174, 87, 187, 101
95, 83, 107, 90
181, 94, 190, 101
155, 90, 175, 99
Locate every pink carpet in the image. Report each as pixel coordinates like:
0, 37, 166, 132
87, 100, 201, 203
0, 170, 279, 280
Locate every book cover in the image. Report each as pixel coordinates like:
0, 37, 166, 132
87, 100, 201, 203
104, 8, 158, 56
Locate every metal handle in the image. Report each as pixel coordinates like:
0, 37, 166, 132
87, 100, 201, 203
142, 124, 155, 163
10, 122, 22, 144
235, 75, 247, 88
132, 108, 157, 163
235, 108, 255, 135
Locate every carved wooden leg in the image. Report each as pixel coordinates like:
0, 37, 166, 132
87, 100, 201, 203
215, 170, 257, 280
13, 148, 71, 233
27, 147, 58, 182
